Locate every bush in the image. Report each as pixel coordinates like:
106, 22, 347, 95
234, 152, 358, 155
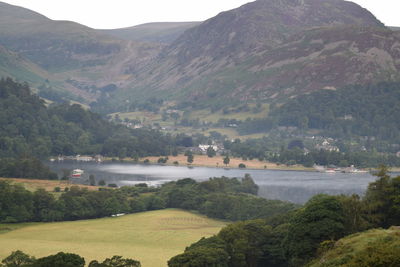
54, 187, 61, 192
238, 163, 246, 169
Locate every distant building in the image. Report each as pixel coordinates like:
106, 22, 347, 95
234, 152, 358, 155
315, 139, 340, 152
198, 144, 219, 153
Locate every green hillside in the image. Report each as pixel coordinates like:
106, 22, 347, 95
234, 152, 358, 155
308, 227, 400, 267
0, 78, 177, 159
0, 209, 226, 267
0, 45, 49, 85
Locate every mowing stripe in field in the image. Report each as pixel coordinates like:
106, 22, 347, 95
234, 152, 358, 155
0, 209, 227, 267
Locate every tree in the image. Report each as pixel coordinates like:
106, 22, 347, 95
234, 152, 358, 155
168, 247, 229, 267
284, 194, 346, 265
364, 166, 400, 228
206, 147, 216, 158
187, 154, 194, 164
89, 256, 141, 267
238, 163, 246, 169
32, 252, 85, 267
89, 175, 96, 186
223, 155, 230, 166
1, 250, 35, 267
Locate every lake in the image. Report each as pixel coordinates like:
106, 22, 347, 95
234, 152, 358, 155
47, 162, 377, 204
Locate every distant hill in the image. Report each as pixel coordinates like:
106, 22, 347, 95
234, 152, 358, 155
95, 0, 395, 112
0, 78, 175, 158
1, 0, 400, 118
98, 22, 201, 44
0, 1, 162, 102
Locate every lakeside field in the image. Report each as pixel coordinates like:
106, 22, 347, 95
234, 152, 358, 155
0, 209, 227, 267
141, 154, 315, 171
0, 178, 101, 192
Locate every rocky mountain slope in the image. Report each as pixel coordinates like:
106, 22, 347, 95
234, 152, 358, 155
1, 0, 400, 113
98, 22, 201, 44
97, 0, 399, 112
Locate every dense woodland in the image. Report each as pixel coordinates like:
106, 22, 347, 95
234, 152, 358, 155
240, 82, 400, 143
169, 167, 400, 267
226, 138, 400, 168
0, 78, 180, 159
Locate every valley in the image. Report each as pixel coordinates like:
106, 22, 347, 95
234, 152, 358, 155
1, 0, 400, 266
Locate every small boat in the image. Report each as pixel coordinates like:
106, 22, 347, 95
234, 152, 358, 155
71, 169, 84, 178
324, 169, 337, 173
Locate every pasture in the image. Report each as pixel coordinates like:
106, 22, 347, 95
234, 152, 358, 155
0, 209, 226, 266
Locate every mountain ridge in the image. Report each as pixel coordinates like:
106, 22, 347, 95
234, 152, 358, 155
95, 0, 395, 112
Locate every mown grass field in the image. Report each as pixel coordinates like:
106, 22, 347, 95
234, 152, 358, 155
0, 209, 227, 267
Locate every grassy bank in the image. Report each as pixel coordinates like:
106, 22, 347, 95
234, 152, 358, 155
0, 177, 101, 192
0, 209, 226, 267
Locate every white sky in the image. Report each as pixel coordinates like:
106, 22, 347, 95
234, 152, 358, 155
2, 0, 400, 29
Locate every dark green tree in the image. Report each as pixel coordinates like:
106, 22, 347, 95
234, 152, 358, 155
284, 194, 346, 265
206, 147, 216, 158
32, 252, 84, 267
223, 155, 230, 166
1, 250, 35, 267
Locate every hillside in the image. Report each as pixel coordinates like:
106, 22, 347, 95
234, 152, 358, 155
308, 227, 400, 267
98, 22, 201, 44
0, 1, 162, 102
1, 0, 400, 117
0, 45, 50, 84
0, 78, 176, 159
95, 0, 396, 112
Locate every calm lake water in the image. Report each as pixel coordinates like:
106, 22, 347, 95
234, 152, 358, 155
47, 162, 378, 204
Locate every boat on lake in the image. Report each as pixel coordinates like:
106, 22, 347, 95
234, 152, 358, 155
71, 169, 84, 178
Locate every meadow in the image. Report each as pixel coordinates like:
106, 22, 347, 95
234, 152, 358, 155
141, 154, 314, 171
0, 209, 227, 267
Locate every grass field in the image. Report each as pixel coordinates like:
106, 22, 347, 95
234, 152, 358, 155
141, 154, 314, 171
0, 178, 101, 192
0, 209, 227, 267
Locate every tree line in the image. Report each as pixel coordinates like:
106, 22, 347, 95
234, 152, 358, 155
0, 251, 140, 267
0, 175, 296, 223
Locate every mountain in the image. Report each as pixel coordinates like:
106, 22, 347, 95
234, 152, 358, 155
98, 22, 201, 44
1, 0, 399, 115
0, 1, 162, 102
96, 0, 393, 112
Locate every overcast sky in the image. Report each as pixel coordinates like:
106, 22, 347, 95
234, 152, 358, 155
2, 0, 400, 29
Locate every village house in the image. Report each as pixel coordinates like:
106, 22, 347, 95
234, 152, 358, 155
315, 139, 340, 152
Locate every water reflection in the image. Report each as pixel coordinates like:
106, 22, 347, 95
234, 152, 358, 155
47, 162, 376, 204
